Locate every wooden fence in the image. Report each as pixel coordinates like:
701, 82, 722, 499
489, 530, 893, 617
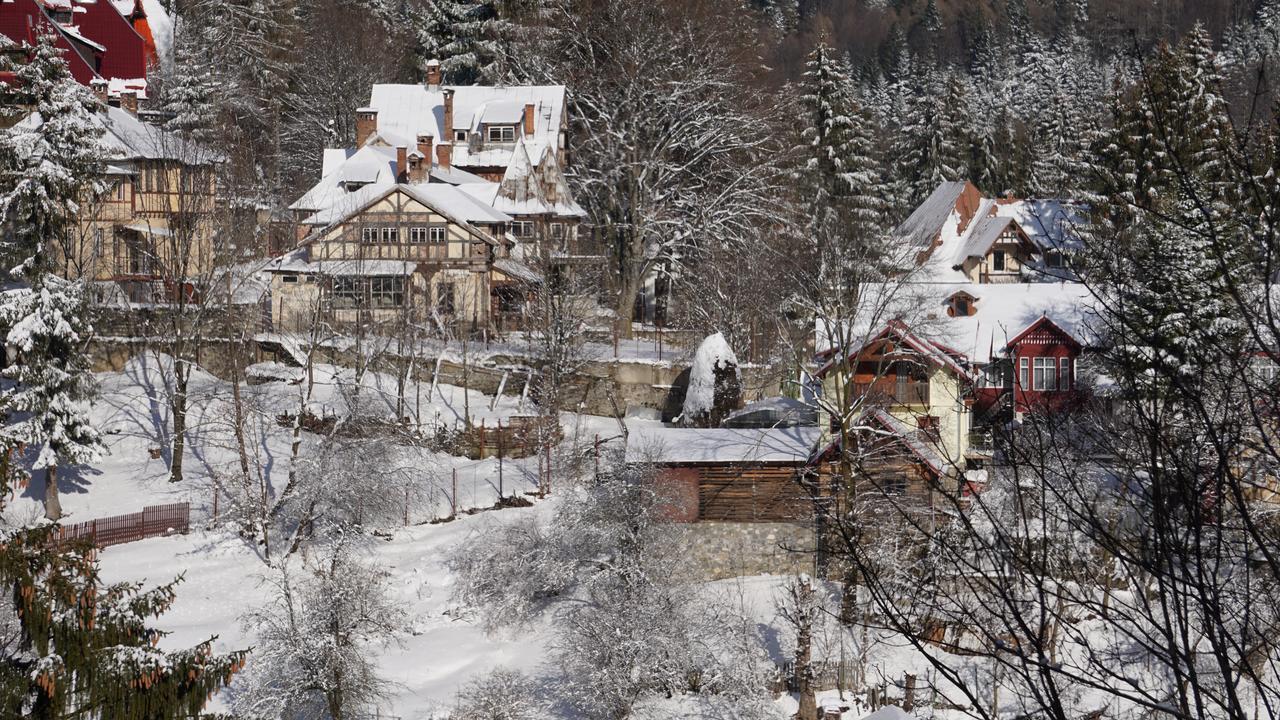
461, 415, 564, 460
55, 502, 191, 549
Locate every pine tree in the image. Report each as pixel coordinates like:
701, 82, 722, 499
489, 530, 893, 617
416, 0, 506, 84
0, 31, 106, 521
0, 518, 247, 717
797, 43, 889, 266
1085, 28, 1248, 390
160, 29, 220, 141
892, 69, 971, 207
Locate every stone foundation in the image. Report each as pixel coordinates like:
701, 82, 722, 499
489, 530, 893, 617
682, 520, 818, 580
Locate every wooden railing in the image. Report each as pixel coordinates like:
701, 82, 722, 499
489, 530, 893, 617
55, 503, 190, 549
853, 380, 931, 406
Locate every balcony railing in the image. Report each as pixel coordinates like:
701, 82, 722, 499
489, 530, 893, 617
853, 380, 931, 406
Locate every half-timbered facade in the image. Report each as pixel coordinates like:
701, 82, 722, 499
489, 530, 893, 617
268, 183, 523, 334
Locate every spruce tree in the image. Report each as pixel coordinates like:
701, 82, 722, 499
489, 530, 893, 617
417, 0, 506, 84
892, 69, 970, 207
0, 32, 106, 521
797, 43, 889, 268
1085, 29, 1248, 391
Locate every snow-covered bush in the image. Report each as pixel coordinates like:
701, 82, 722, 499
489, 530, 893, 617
449, 667, 544, 720
232, 540, 405, 719
452, 454, 777, 717
681, 332, 742, 427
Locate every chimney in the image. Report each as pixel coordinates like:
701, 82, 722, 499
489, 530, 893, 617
89, 78, 108, 107
396, 146, 408, 182
120, 90, 139, 115
523, 103, 535, 137
442, 89, 455, 147
425, 58, 443, 90
355, 107, 378, 148
436, 142, 452, 170
411, 134, 433, 182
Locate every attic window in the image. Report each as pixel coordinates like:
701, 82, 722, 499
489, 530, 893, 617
454, 130, 468, 142
991, 250, 1006, 272
486, 125, 516, 143
1045, 251, 1065, 268
946, 292, 977, 317
281, 274, 299, 284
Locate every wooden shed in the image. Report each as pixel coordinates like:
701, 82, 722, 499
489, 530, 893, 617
625, 425, 821, 523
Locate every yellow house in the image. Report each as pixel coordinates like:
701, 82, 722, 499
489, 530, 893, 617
267, 182, 535, 335
816, 321, 976, 490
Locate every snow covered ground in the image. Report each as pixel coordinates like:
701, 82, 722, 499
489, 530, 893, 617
8, 356, 955, 718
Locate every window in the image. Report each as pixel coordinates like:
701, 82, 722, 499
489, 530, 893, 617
550, 222, 566, 239
1045, 251, 1065, 268
1033, 357, 1057, 391
370, 276, 405, 307
917, 415, 941, 441
114, 181, 126, 201
454, 130, 467, 142
992, 250, 1006, 272
332, 277, 361, 308
281, 274, 299, 284
486, 125, 516, 143
93, 228, 104, 258
410, 226, 448, 244
436, 283, 456, 315
1058, 357, 1071, 390
1019, 357, 1029, 389
362, 226, 399, 243
980, 362, 1011, 389
511, 221, 534, 238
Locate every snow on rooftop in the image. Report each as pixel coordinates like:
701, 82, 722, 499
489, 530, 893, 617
366, 83, 566, 170
625, 423, 820, 465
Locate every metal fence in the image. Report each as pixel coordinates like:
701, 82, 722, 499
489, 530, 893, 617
55, 502, 191, 548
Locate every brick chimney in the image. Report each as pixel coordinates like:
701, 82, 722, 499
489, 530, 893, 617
396, 146, 408, 182
425, 58, 442, 90
120, 90, 139, 115
355, 108, 378, 148
442, 89, 455, 146
411, 134, 433, 182
90, 78, 108, 108
436, 142, 452, 170
523, 103, 535, 137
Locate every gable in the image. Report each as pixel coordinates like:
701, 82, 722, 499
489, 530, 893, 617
1005, 316, 1083, 353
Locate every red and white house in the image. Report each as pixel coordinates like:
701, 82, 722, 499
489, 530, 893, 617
1005, 316, 1084, 413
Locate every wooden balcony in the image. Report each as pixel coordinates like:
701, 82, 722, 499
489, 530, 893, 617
853, 379, 932, 407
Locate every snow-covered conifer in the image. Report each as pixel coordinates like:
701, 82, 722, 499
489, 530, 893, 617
681, 332, 741, 427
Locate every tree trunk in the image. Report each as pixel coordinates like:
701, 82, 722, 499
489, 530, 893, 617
44, 463, 61, 521
796, 578, 819, 720
170, 364, 188, 483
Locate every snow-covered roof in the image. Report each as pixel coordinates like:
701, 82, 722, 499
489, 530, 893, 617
16, 105, 204, 163
295, 183, 510, 237
366, 83, 566, 170
954, 214, 1016, 261
893, 181, 970, 250
624, 424, 820, 465
819, 320, 974, 381
266, 253, 417, 277
866, 409, 948, 476
492, 258, 541, 284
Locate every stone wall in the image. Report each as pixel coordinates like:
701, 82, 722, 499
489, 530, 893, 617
681, 520, 819, 580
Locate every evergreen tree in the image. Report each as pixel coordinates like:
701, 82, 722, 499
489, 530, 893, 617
416, 0, 506, 84
797, 43, 889, 266
1085, 28, 1248, 391
892, 69, 971, 207
0, 521, 247, 718
0, 32, 106, 521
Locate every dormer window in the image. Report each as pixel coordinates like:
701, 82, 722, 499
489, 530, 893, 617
454, 130, 467, 142
991, 250, 1006, 272
946, 291, 978, 317
486, 125, 517, 143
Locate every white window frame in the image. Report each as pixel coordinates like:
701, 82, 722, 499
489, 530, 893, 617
1019, 357, 1029, 389
486, 125, 516, 143
1033, 357, 1057, 391
992, 250, 1007, 272
454, 130, 467, 142
511, 221, 534, 238
1058, 357, 1071, 390
410, 226, 446, 244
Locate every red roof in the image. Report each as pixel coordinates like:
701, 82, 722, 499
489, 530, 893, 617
817, 319, 974, 381
1003, 315, 1083, 352
0, 0, 149, 91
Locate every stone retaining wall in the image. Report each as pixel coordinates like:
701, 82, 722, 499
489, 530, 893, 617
681, 520, 818, 580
